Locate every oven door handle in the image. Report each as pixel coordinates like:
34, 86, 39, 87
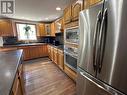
64, 51, 78, 59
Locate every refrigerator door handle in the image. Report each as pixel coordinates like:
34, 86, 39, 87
93, 11, 102, 71
98, 9, 108, 73
79, 71, 124, 95
80, 71, 107, 91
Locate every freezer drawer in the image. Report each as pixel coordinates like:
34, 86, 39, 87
76, 70, 124, 95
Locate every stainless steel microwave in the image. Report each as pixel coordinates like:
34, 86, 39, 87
64, 27, 79, 45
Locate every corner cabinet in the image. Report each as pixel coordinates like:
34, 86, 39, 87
0, 19, 15, 36
72, 0, 83, 21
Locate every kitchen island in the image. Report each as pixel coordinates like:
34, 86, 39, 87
0, 50, 24, 95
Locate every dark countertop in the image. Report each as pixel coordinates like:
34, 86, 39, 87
1, 43, 64, 51
1, 43, 47, 48
49, 44, 64, 51
0, 50, 23, 95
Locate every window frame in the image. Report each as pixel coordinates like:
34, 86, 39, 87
15, 22, 38, 41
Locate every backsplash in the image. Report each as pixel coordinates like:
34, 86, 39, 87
3, 36, 56, 45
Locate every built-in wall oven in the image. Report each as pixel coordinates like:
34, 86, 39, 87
64, 45, 78, 71
64, 27, 79, 72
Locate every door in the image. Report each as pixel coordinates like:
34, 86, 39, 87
76, 70, 121, 95
97, 0, 127, 94
78, 1, 103, 76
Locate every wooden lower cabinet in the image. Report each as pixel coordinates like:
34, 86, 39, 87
50, 46, 54, 61
58, 50, 64, 70
64, 64, 77, 81
47, 45, 51, 59
18, 47, 30, 61
53, 48, 58, 64
18, 44, 48, 60
11, 63, 24, 95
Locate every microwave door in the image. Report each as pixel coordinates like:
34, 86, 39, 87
78, 2, 103, 76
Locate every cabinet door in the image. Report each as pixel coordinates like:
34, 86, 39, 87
51, 23, 56, 36
58, 50, 64, 70
50, 47, 54, 61
64, 6, 72, 24
39, 45, 48, 57
48, 45, 51, 59
18, 47, 30, 60
0, 19, 14, 36
37, 23, 46, 36
29, 46, 39, 59
16, 79, 23, 95
72, 0, 83, 21
53, 48, 58, 64
18, 64, 25, 95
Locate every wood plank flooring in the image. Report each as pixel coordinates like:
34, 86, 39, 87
23, 58, 76, 95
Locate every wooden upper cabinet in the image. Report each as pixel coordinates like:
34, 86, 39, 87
83, 0, 102, 9
83, 0, 90, 9
37, 23, 46, 36
51, 22, 56, 36
55, 17, 64, 32
72, 0, 83, 21
64, 5, 72, 24
89, 0, 101, 6
0, 19, 14, 36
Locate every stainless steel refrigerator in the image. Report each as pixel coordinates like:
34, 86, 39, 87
77, 0, 127, 95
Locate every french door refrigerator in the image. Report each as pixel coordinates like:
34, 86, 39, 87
77, 0, 127, 95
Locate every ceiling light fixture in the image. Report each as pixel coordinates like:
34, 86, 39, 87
56, 7, 61, 11
45, 18, 49, 20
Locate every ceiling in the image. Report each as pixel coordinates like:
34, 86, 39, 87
0, 0, 76, 22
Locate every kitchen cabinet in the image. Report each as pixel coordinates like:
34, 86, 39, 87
48, 45, 64, 70
58, 49, 64, 70
29, 46, 39, 59
64, 64, 77, 81
64, 5, 72, 24
72, 0, 83, 21
83, 0, 90, 9
18, 44, 48, 60
50, 46, 54, 61
55, 17, 64, 32
90, 0, 101, 6
53, 47, 58, 64
48, 45, 51, 59
11, 63, 24, 95
0, 19, 14, 36
51, 22, 56, 36
18, 64, 25, 95
83, 0, 102, 9
37, 23, 46, 36
18, 46, 30, 60
39, 44, 48, 57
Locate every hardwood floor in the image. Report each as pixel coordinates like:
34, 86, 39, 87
23, 58, 76, 95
